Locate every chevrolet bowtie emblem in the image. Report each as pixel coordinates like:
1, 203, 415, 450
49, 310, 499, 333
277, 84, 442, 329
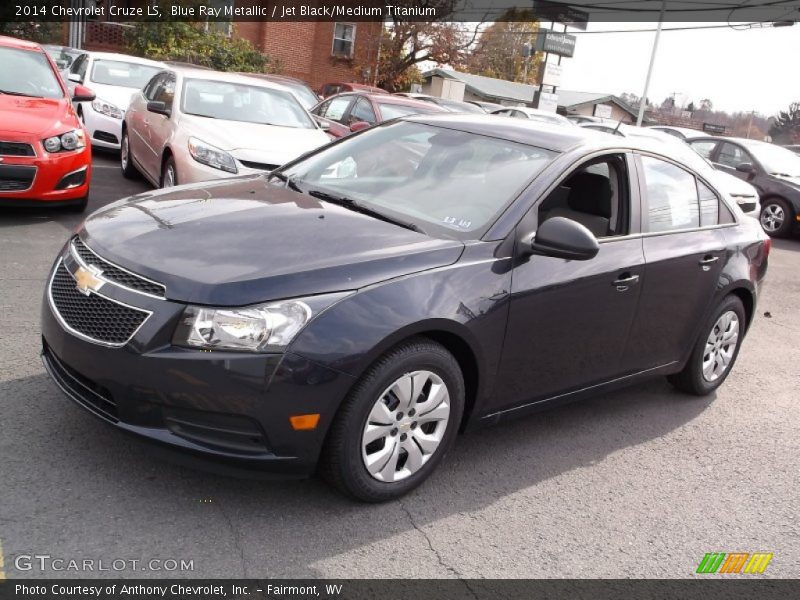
74, 264, 105, 296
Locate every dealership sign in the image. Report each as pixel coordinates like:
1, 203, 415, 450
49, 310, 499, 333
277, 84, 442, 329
535, 30, 577, 58
542, 60, 563, 87
703, 123, 727, 134
538, 92, 559, 113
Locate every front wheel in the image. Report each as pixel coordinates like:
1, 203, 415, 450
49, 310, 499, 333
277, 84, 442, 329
120, 130, 138, 179
320, 338, 465, 502
160, 156, 178, 188
668, 295, 746, 396
759, 198, 793, 238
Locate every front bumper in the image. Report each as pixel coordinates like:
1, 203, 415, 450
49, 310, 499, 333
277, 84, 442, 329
84, 109, 123, 150
0, 145, 91, 204
40, 250, 355, 477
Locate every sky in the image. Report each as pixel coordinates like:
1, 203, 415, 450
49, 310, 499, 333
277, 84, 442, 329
558, 22, 800, 116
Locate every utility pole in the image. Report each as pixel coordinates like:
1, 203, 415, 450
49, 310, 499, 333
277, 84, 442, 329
746, 110, 755, 139
636, 0, 667, 127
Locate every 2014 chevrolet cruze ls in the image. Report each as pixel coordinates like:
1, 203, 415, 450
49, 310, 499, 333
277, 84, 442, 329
42, 115, 770, 501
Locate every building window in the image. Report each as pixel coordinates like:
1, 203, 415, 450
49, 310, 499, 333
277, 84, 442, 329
205, 0, 233, 37
332, 23, 356, 58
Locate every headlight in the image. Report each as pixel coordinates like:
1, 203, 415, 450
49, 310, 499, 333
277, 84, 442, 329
91, 98, 123, 119
172, 293, 351, 352
187, 137, 237, 174
43, 129, 85, 153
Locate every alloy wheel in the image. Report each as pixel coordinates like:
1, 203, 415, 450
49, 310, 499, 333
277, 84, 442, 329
120, 135, 129, 169
361, 370, 451, 482
163, 165, 176, 188
760, 203, 785, 233
702, 310, 740, 382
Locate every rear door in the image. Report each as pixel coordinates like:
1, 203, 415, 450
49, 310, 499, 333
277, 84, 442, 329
623, 153, 729, 372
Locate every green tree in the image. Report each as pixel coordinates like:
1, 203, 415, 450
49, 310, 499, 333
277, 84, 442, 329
465, 9, 540, 84
0, 22, 62, 44
124, 4, 277, 73
769, 102, 800, 144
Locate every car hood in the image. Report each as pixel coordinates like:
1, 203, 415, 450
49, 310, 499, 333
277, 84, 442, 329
84, 83, 138, 111
711, 171, 758, 197
81, 176, 464, 306
179, 114, 330, 166
0, 95, 76, 136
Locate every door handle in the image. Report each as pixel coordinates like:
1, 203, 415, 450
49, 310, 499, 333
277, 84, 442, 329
612, 273, 639, 291
699, 255, 720, 271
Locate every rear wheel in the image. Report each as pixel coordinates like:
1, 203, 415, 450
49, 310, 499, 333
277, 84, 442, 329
668, 295, 746, 396
120, 130, 138, 179
320, 338, 464, 502
759, 198, 792, 238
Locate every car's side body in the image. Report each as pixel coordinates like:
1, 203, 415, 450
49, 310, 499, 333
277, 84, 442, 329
41, 116, 769, 482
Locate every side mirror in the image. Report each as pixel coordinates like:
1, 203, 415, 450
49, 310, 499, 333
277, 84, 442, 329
147, 100, 171, 117
72, 85, 95, 103
527, 217, 599, 261
317, 120, 331, 131
349, 121, 371, 133
735, 162, 755, 174
68, 73, 82, 83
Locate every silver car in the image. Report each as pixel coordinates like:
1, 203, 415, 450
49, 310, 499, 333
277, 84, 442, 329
121, 67, 331, 187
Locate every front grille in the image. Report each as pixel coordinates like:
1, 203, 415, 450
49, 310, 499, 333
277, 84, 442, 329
72, 237, 166, 298
43, 343, 119, 422
93, 131, 119, 144
50, 262, 149, 346
0, 140, 35, 156
239, 160, 279, 171
0, 165, 36, 191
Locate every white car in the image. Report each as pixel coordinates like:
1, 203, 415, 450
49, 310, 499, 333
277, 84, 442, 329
121, 66, 331, 187
580, 122, 761, 217
647, 125, 707, 141
491, 106, 574, 126
66, 52, 166, 150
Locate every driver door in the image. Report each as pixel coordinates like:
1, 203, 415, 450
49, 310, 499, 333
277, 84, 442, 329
491, 153, 646, 412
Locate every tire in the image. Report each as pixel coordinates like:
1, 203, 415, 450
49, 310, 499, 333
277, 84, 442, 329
668, 295, 746, 396
160, 155, 178, 188
759, 197, 793, 238
120, 129, 138, 180
67, 195, 88, 213
320, 338, 465, 502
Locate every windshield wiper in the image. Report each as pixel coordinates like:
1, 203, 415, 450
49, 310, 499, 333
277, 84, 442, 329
267, 171, 303, 193
0, 89, 43, 98
307, 189, 426, 234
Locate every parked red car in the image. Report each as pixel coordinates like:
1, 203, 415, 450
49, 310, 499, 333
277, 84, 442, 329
0, 36, 95, 211
310, 92, 447, 138
319, 82, 388, 98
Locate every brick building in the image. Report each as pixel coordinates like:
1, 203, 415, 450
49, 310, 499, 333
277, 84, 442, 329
66, 1, 383, 90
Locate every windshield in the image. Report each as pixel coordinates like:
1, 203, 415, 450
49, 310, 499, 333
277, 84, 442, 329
90, 60, 162, 88
281, 121, 557, 238
182, 78, 316, 128
376, 102, 441, 120
0, 47, 63, 99
745, 143, 800, 176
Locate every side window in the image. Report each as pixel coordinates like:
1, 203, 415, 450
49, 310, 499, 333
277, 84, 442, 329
349, 97, 376, 125
313, 99, 331, 117
71, 55, 88, 81
698, 180, 719, 226
641, 156, 700, 232
717, 142, 751, 168
142, 73, 162, 101
511, 110, 528, 120
323, 96, 353, 123
539, 154, 630, 238
690, 140, 717, 160
153, 74, 176, 110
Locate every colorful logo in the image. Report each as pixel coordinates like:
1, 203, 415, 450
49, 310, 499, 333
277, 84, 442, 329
696, 552, 773, 574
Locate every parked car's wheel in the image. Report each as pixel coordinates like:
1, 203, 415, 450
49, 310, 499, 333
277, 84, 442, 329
668, 295, 746, 396
161, 156, 178, 188
120, 130, 138, 180
759, 197, 792, 238
320, 338, 464, 502
67, 195, 88, 213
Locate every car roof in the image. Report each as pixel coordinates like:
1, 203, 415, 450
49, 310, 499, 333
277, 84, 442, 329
404, 114, 721, 164
170, 66, 292, 92
87, 51, 166, 68
334, 92, 447, 110
0, 35, 45, 52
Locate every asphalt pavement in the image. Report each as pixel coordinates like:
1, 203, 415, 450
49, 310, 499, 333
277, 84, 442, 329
1, 151, 798, 579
